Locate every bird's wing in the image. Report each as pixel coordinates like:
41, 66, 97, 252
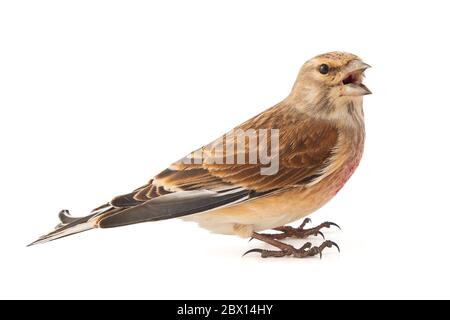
94, 109, 339, 228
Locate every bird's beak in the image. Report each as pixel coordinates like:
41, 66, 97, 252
341, 60, 372, 96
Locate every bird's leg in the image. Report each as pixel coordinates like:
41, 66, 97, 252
257, 218, 340, 240
243, 232, 340, 258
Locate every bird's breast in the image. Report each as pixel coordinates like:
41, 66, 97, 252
324, 130, 365, 196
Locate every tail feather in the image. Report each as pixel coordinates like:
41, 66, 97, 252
58, 209, 80, 224
29, 188, 251, 246
28, 210, 100, 246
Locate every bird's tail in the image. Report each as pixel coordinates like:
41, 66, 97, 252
27, 209, 108, 246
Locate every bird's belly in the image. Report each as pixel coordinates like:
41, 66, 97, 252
181, 184, 336, 237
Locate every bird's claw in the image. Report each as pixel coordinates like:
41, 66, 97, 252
321, 222, 341, 230
242, 248, 286, 258
316, 240, 340, 259
242, 248, 263, 257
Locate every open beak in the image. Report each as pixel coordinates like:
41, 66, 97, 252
342, 60, 371, 96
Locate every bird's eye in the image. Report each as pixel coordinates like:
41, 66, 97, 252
319, 64, 329, 75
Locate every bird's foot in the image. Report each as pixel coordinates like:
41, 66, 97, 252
244, 241, 339, 258
254, 218, 340, 241
244, 232, 340, 258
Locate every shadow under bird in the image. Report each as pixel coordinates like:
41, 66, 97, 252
30, 51, 371, 258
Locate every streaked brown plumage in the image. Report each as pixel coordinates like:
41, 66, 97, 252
30, 51, 371, 258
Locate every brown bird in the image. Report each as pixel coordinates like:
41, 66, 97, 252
29, 51, 371, 258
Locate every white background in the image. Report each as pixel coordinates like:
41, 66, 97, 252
1, 0, 449, 299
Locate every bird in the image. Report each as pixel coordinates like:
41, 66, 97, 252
29, 51, 371, 258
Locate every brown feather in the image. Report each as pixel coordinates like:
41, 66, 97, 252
147, 104, 339, 192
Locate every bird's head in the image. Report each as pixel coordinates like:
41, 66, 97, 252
289, 52, 371, 124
